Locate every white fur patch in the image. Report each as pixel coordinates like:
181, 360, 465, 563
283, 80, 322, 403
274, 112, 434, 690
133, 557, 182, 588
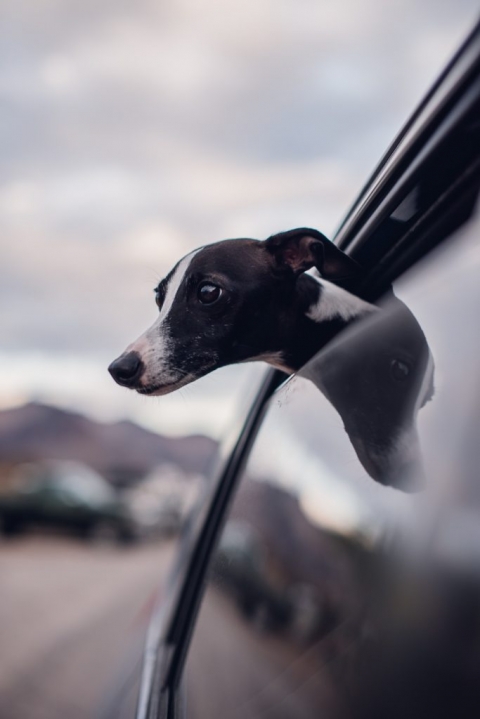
306, 278, 376, 323
127, 250, 199, 387
159, 250, 199, 324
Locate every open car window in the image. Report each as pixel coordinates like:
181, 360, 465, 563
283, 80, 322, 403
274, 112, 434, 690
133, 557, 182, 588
182, 203, 480, 719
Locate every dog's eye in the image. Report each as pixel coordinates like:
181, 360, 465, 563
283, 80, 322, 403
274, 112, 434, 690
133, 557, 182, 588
390, 359, 410, 381
153, 283, 166, 310
197, 282, 222, 305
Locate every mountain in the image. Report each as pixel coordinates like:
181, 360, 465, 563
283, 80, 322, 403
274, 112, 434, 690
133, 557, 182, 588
0, 402, 218, 484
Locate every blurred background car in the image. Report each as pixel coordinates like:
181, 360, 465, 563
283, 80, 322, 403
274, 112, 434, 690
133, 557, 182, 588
0, 461, 139, 543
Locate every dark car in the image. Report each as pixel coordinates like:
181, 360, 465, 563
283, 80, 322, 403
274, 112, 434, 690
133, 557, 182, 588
0, 461, 138, 543
102, 20, 480, 719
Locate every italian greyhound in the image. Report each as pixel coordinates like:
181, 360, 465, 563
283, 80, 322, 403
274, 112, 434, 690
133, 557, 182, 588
109, 228, 433, 490
108, 229, 374, 392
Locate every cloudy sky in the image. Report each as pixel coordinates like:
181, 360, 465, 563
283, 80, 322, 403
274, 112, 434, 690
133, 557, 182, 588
1, 0, 478, 438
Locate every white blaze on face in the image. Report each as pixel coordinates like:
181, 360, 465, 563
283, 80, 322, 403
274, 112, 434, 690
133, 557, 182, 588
126, 249, 200, 390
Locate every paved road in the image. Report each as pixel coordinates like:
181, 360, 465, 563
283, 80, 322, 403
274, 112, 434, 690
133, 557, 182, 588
0, 535, 175, 719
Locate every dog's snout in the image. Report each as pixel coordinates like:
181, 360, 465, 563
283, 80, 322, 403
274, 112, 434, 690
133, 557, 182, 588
108, 351, 143, 388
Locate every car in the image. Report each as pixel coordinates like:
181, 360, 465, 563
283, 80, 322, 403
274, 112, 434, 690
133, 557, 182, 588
211, 520, 293, 630
0, 461, 139, 543
104, 19, 480, 719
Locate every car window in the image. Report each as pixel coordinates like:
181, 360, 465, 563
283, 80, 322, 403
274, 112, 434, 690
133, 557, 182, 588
183, 206, 480, 719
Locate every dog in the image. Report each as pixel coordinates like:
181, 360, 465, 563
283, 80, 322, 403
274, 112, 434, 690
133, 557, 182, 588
109, 228, 433, 490
108, 228, 375, 392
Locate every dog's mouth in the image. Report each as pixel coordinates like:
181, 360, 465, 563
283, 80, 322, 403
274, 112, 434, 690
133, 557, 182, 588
136, 374, 194, 396
137, 384, 175, 396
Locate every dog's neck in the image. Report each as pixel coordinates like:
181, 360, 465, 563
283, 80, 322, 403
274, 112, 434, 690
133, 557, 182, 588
262, 274, 376, 373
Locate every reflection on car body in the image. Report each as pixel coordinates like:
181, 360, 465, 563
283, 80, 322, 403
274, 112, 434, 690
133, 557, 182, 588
212, 520, 293, 631
301, 292, 434, 491
185, 209, 480, 719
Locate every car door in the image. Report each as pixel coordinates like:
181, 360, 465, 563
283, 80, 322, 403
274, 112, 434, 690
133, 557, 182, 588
126, 20, 480, 719
182, 204, 480, 719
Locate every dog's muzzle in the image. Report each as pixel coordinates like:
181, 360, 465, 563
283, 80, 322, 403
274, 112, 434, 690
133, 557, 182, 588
108, 351, 144, 388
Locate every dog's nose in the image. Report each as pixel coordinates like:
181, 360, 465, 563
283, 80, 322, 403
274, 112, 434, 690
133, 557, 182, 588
108, 352, 143, 388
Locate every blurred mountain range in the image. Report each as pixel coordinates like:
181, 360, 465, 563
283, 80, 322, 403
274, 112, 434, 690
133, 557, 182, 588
0, 402, 218, 484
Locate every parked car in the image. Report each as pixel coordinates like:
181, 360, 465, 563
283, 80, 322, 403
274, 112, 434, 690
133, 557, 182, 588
211, 520, 293, 630
104, 20, 480, 719
0, 461, 139, 543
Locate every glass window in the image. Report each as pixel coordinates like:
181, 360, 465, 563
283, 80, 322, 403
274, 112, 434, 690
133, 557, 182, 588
183, 208, 480, 719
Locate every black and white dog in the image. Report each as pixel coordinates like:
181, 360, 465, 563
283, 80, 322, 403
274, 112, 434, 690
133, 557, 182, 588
108, 228, 374, 391
109, 228, 433, 490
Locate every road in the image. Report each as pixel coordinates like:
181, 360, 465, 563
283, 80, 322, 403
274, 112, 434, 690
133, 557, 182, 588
0, 534, 176, 719
0, 536, 348, 719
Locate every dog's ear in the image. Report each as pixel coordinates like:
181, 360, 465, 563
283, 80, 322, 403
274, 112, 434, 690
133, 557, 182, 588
265, 228, 361, 281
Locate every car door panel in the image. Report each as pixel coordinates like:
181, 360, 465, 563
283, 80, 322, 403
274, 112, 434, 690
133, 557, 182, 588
182, 208, 480, 719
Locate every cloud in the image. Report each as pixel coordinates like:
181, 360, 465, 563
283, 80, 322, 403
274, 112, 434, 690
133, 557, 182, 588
1, 0, 478, 433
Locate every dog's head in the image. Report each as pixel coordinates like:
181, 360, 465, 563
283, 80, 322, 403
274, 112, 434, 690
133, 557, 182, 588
108, 228, 362, 395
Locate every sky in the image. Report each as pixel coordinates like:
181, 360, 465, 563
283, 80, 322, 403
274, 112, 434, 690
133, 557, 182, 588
1, 0, 479, 438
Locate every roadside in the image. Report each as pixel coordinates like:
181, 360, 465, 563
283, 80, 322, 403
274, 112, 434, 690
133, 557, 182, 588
0, 535, 176, 719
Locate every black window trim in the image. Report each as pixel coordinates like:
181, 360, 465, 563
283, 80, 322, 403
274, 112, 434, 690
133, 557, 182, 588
335, 19, 480, 251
